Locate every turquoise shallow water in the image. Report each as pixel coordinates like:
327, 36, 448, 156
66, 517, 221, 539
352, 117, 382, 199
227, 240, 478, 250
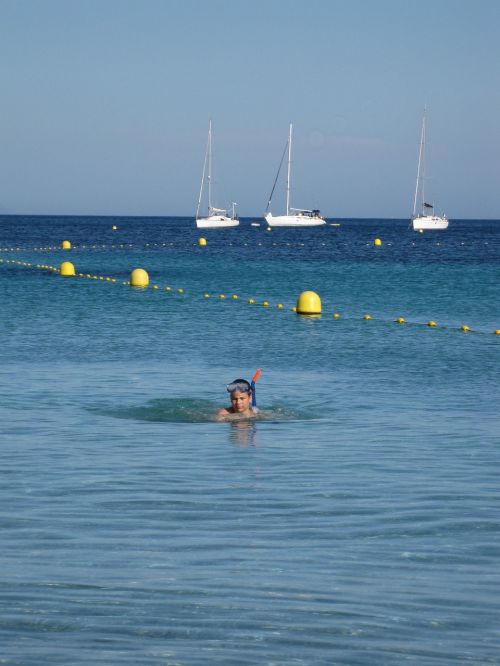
0, 216, 499, 664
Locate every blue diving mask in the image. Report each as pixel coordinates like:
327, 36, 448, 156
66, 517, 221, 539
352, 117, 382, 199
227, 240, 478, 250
226, 379, 252, 394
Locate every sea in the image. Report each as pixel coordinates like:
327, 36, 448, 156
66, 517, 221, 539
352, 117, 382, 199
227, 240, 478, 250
0, 215, 499, 665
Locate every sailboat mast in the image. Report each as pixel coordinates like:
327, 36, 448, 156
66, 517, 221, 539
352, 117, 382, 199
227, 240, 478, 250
196, 122, 210, 220
286, 123, 292, 216
421, 112, 426, 215
207, 119, 212, 214
413, 111, 425, 218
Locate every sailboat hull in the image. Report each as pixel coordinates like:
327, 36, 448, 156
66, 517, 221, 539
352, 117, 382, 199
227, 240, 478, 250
265, 213, 326, 227
412, 215, 448, 230
196, 216, 239, 229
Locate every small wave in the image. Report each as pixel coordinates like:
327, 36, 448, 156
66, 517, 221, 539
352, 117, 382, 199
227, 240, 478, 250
89, 399, 316, 424
90, 398, 217, 423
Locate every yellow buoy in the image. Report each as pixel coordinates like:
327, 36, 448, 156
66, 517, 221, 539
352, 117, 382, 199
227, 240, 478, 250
112, 225, 118, 231
266, 227, 272, 232
333, 313, 341, 319
219, 294, 225, 299
61, 240, 71, 250
494, 329, 500, 335
395, 317, 405, 324
130, 268, 149, 288
248, 298, 255, 304
460, 325, 470, 332
427, 320, 437, 327
296, 291, 321, 315
177, 288, 184, 294
363, 314, 372, 320
277, 303, 283, 309
374, 238, 382, 247
198, 237, 207, 246
419, 229, 424, 234
203, 293, 210, 298
232, 294, 238, 300
59, 261, 75, 276
263, 301, 269, 307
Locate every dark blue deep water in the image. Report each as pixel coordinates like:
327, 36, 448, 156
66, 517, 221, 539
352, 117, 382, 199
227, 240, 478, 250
1, 216, 499, 664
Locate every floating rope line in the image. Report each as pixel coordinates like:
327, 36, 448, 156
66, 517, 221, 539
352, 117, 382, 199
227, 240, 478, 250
1, 255, 499, 336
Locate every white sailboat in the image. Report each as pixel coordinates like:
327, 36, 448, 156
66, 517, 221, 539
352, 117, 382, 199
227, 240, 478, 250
411, 110, 448, 231
265, 123, 325, 227
196, 120, 239, 229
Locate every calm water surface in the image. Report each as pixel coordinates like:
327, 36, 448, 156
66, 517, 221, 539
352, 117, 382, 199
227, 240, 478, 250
1, 216, 499, 664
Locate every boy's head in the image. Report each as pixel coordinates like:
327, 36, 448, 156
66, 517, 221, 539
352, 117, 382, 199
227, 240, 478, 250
226, 379, 252, 413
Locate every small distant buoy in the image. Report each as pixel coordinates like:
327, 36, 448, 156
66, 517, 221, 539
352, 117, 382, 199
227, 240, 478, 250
203, 293, 210, 298
248, 298, 254, 304
363, 314, 372, 320
494, 329, 500, 335
198, 237, 207, 247
373, 238, 382, 247
61, 240, 71, 250
333, 313, 340, 319
277, 303, 283, 309
153, 285, 159, 290
419, 229, 424, 234
177, 288, 184, 294
427, 320, 437, 327
291, 306, 297, 312
266, 227, 272, 232
395, 317, 405, 324
59, 261, 75, 276
263, 301, 269, 307
296, 291, 321, 315
112, 225, 118, 231
219, 294, 225, 299
232, 294, 238, 300
460, 325, 470, 332
130, 268, 149, 288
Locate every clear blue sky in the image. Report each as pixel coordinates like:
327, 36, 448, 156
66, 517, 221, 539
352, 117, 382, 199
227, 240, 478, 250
1, 0, 499, 218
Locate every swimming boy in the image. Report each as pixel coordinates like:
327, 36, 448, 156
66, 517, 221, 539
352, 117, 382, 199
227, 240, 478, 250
216, 378, 256, 421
